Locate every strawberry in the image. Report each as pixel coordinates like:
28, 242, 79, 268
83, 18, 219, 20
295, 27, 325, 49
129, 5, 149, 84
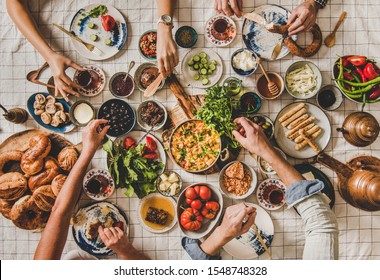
124, 137, 136, 150
101, 15, 116, 32
145, 136, 157, 152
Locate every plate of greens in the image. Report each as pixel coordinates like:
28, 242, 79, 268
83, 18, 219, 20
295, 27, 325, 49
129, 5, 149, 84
102, 131, 166, 198
181, 48, 223, 88
70, 4, 127, 60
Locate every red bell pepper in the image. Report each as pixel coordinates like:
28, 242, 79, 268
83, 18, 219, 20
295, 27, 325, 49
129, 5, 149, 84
355, 67, 367, 83
101, 15, 116, 31
342, 57, 349, 67
343, 71, 354, 81
363, 63, 378, 80
369, 86, 380, 100
347, 56, 366, 67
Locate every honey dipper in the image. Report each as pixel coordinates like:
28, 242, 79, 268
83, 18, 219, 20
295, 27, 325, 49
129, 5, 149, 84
256, 57, 280, 96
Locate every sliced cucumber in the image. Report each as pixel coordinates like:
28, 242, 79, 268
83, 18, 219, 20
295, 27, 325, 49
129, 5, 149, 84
199, 52, 207, 59
104, 38, 112, 46
201, 78, 209, 85
193, 63, 199, 70
90, 34, 98, 41
208, 69, 213, 74
188, 59, 194, 66
200, 58, 207, 64
200, 68, 207, 75
87, 22, 95, 29
211, 60, 217, 65
193, 74, 200, 80
189, 66, 194, 71
193, 55, 200, 62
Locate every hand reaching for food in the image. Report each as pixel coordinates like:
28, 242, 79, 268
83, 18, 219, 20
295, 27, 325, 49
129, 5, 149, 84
214, 0, 243, 18
157, 24, 178, 78
98, 226, 129, 252
82, 119, 110, 155
288, 0, 318, 35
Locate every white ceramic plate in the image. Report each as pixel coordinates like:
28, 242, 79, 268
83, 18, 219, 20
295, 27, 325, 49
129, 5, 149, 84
205, 14, 237, 47
69, 4, 127, 61
181, 48, 223, 89
223, 203, 274, 259
256, 178, 286, 211
137, 193, 177, 234
83, 168, 115, 201
73, 65, 106, 97
72, 202, 129, 256
274, 102, 331, 159
242, 5, 296, 60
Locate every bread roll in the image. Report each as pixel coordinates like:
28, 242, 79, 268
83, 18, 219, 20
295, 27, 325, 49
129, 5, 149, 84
58, 146, 78, 172
0, 150, 24, 176
0, 199, 14, 219
285, 116, 317, 137
31, 185, 56, 212
51, 174, 67, 196
0, 172, 27, 201
279, 103, 305, 123
287, 114, 309, 129
281, 108, 307, 127
21, 134, 51, 175
28, 157, 60, 192
10, 195, 49, 230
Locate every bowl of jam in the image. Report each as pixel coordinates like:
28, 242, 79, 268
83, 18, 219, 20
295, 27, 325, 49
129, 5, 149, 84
316, 85, 343, 111
83, 169, 115, 201
109, 72, 135, 98
134, 63, 165, 92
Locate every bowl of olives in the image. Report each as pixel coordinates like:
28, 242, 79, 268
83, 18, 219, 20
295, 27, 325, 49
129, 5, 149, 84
249, 114, 274, 140
98, 99, 136, 137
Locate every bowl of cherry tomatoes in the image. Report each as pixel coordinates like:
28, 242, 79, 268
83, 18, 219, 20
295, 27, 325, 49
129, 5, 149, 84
176, 183, 223, 239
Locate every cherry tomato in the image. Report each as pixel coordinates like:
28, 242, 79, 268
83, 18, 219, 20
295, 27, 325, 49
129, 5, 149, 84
194, 185, 200, 196
185, 187, 198, 200
186, 198, 193, 205
191, 199, 203, 210
199, 186, 212, 200
201, 201, 220, 220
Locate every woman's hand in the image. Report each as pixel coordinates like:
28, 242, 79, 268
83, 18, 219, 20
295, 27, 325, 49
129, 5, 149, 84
98, 226, 130, 254
157, 24, 178, 78
81, 119, 110, 156
288, 0, 318, 36
47, 53, 83, 102
214, 0, 243, 18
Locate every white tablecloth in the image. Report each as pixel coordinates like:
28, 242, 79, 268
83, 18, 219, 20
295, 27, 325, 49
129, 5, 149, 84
0, 0, 379, 260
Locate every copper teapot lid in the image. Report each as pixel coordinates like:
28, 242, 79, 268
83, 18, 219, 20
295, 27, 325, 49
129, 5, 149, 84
339, 112, 379, 147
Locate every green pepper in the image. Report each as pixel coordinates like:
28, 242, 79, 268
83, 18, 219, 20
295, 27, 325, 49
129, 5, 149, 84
337, 76, 380, 87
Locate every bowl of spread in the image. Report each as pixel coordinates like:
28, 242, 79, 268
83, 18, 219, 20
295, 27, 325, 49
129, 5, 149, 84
69, 100, 95, 127
137, 100, 167, 131
256, 71, 284, 100
316, 85, 343, 111
231, 48, 258, 76
134, 63, 165, 92
175, 26, 198, 48
109, 72, 135, 98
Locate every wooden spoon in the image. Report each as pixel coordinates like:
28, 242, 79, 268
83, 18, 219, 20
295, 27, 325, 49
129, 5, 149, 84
256, 57, 279, 96
324, 11, 347, 48
26, 62, 55, 89
143, 73, 164, 98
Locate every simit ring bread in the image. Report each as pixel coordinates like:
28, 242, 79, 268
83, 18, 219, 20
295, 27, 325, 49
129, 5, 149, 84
21, 134, 51, 175
0, 199, 14, 219
31, 185, 56, 212
28, 156, 60, 193
0, 150, 24, 176
10, 195, 49, 230
268, 23, 322, 58
57, 146, 78, 172
0, 172, 28, 201
51, 174, 67, 196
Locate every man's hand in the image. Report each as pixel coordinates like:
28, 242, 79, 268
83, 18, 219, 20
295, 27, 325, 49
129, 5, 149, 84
157, 24, 178, 78
48, 53, 84, 102
81, 119, 110, 156
214, 0, 243, 18
288, 0, 318, 36
98, 226, 130, 254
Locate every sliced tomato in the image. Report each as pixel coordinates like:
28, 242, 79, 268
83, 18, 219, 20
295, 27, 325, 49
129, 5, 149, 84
124, 137, 136, 150
101, 15, 116, 31
145, 136, 157, 152
143, 152, 158, 159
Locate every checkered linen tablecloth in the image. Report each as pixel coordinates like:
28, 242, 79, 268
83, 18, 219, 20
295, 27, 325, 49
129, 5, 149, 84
0, 0, 379, 260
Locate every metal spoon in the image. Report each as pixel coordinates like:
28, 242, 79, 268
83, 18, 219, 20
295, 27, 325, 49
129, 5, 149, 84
124, 60, 135, 82
324, 11, 347, 48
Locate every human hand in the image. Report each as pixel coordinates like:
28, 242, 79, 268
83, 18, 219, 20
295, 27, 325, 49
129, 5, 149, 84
288, 0, 318, 36
98, 226, 130, 254
81, 119, 110, 155
157, 24, 178, 78
214, 0, 243, 18
47, 53, 83, 102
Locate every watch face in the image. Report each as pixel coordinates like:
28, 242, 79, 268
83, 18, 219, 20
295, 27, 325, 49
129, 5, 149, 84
162, 15, 172, 23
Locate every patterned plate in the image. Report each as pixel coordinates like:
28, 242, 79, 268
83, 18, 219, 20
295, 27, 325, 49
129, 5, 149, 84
256, 178, 286, 211
83, 169, 115, 201
73, 65, 106, 97
242, 5, 297, 60
223, 203, 274, 259
72, 202, 129, 256
69, 4, 127, 61
205, 15, 236, 47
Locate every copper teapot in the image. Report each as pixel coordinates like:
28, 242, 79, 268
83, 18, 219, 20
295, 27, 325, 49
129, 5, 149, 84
337, 112, 379, 147
317, 152, 380, 211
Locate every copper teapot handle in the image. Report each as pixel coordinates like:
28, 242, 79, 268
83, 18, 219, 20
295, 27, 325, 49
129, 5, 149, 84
316, 152, 353, 177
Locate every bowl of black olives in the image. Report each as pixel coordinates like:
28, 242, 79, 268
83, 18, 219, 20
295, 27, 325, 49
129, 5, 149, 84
249, 114, 274, 140
98, 99, 136, 137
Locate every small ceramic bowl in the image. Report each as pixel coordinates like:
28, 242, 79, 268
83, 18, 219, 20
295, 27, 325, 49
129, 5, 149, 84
231, 48, 258, 76
139, 29, 157, 61
258, 147, 287, 179
256, 178, 286, 211
249, 114, 274, 140
137, 100, 167, 131
316, 85, 343, 111
219, 161, 257, 200
285, 61, 322, 100
175, 26, 198, 48
256, 71, 284, 100
239, 92, 262, 114
156, 171, 183, 197
109, 72, 135, 98
83, 169, 115, 201
69, 100, 95, 127
134, 63, 165, 92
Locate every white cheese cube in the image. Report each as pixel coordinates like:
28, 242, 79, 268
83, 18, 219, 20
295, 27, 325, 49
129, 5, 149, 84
168, 173, 179, 183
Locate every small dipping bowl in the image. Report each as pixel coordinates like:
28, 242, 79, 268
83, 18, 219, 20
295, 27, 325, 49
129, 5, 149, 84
249, 114, 274, 140
69, 100, 95, 127
175, 26, 198, 48
109, 72, 135, 98
156, 171, 183, 197
316, 85, 343, 111
83, 169, 115, 201
256, 178, 286, 211
231, 48, 258, 76
239, 92, 262, 114
134, 63, 165, 92
258, 147, 287, 179
137, 100, 168, 131
139, 29, 157, 61
256, 71, 284, 100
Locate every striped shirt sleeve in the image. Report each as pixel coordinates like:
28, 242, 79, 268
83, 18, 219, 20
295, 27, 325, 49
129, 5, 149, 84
314, 0, 328, 8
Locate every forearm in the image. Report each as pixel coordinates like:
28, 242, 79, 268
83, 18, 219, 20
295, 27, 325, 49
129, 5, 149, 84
6, 0, 54, 60
157, 0, 175, 17
34, 150, 94, 260
200, 227, 229, 256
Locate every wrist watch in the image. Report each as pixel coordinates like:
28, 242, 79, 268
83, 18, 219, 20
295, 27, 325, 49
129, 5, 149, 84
157, 14, 173, 27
